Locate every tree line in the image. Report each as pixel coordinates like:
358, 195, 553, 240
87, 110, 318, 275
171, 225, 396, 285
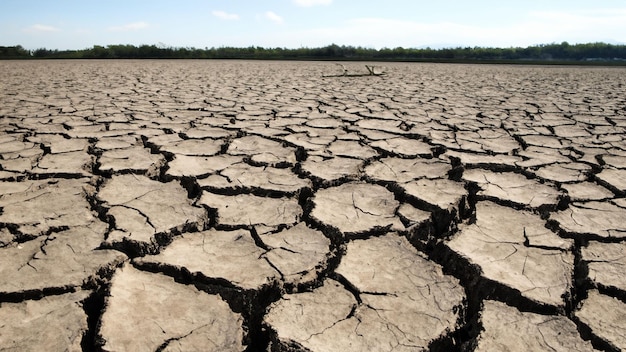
1, 42, 625, 63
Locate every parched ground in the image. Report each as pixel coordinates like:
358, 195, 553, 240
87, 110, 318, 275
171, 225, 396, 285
0, 60, 625, 351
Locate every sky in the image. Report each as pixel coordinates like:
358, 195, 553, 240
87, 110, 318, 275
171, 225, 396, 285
1, 0, 626, 50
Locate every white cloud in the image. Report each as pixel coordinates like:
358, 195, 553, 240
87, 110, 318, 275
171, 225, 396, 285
108, 21, 150, 32
24, 24, 61, 33
212, 10, 240, 20
259, 9, 626, 49
293, 0, 332, 7
516, 9, 626, 44
530, 8, 626, 23
528, 9, 626, 29
264, 11, 284, 24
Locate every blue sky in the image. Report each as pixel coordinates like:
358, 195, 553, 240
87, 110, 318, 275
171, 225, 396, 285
2, 0, 626, 50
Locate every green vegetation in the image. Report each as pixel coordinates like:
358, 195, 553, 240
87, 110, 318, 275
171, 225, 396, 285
1, 42, 625, 64
0, 45, 31, 58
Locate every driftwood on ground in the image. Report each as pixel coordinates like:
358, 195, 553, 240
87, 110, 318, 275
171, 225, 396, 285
323, 63, 386, 77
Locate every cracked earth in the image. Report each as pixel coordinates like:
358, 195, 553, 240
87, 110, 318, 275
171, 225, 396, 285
0, 60, 625, 351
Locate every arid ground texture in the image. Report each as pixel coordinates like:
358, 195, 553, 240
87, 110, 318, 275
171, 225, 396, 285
0, 60, 625, 351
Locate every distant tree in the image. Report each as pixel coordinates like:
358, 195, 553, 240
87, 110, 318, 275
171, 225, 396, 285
0, 45, 30, 58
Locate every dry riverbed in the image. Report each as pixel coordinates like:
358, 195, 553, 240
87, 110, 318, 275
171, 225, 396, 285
0, 59, 625, 351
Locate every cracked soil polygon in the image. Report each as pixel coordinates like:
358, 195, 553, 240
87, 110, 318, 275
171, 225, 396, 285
97, 146, 165, 176
447, 201, 574, 307
463, 169, 561, 209
550, 201, 626, 239
576, 290, 626, 350
218, 163, 312, 194
199, 191, 302, 228
259, 222, 331, 286
300, 156, 363, 185
98, 263, 244, 351
0, 290, 90, 351
227, 135, 296, 166
167, 154, 243, 178
582, 241, 626, 293
364, 157, 452, 183
0, 178, 100, 237
310, 182, 404, 235
97, 174, 207, 246
136, 229, 280, 290
475, 300, 594, 351
0, 222, 126, 295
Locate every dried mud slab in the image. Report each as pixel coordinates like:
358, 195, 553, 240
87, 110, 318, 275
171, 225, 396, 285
309, 182, 404, 235
181, 126, 234, 139
596, 168, 626, 193
400, 178, 467, 213
199, 192, 302, 228
98, 263, 244, 351
136, 229, 280, 290
397, 203, 432, 231
602, 155, 626, 169
561, 182, 614, 201
158, 138, 224, 156
0, 290, 90, 351
0, 222, 125, 295
33, 150, 93, 177
516, 146, 573, 168
370, 137, 434, 157
452, 130, 520, 155
167, 154, 243, 178
364, 157, 452, 183
355, 118, 415, 136
259, 222, 331, 286
265, 279, 357, 351
533, 162, 591, 183
581, 241, 626, 293
550, 201, 626, 239
0, 137, 40, 157
227, 135, 296, 166
266, 233, 464, 351
0, 156, 37, 173
283, 133, 330, 152
97, 146, 165, 176
447, 201, 574, 307
0, 178, 99, 238
365, 158, 467, 226
0, 137, 43, 173
576, 290, 626, 350
217, 163, 312, 194
444, 150, 522, 169
95, 136, 138, 151
97, 174, 207, 247
324, 140, 378, 159
475, 300, 594, 351
463, 169, 561, 209
299, 156, 363, 185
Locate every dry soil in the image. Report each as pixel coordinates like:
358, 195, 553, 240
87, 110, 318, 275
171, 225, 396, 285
0, 60, 625, 351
